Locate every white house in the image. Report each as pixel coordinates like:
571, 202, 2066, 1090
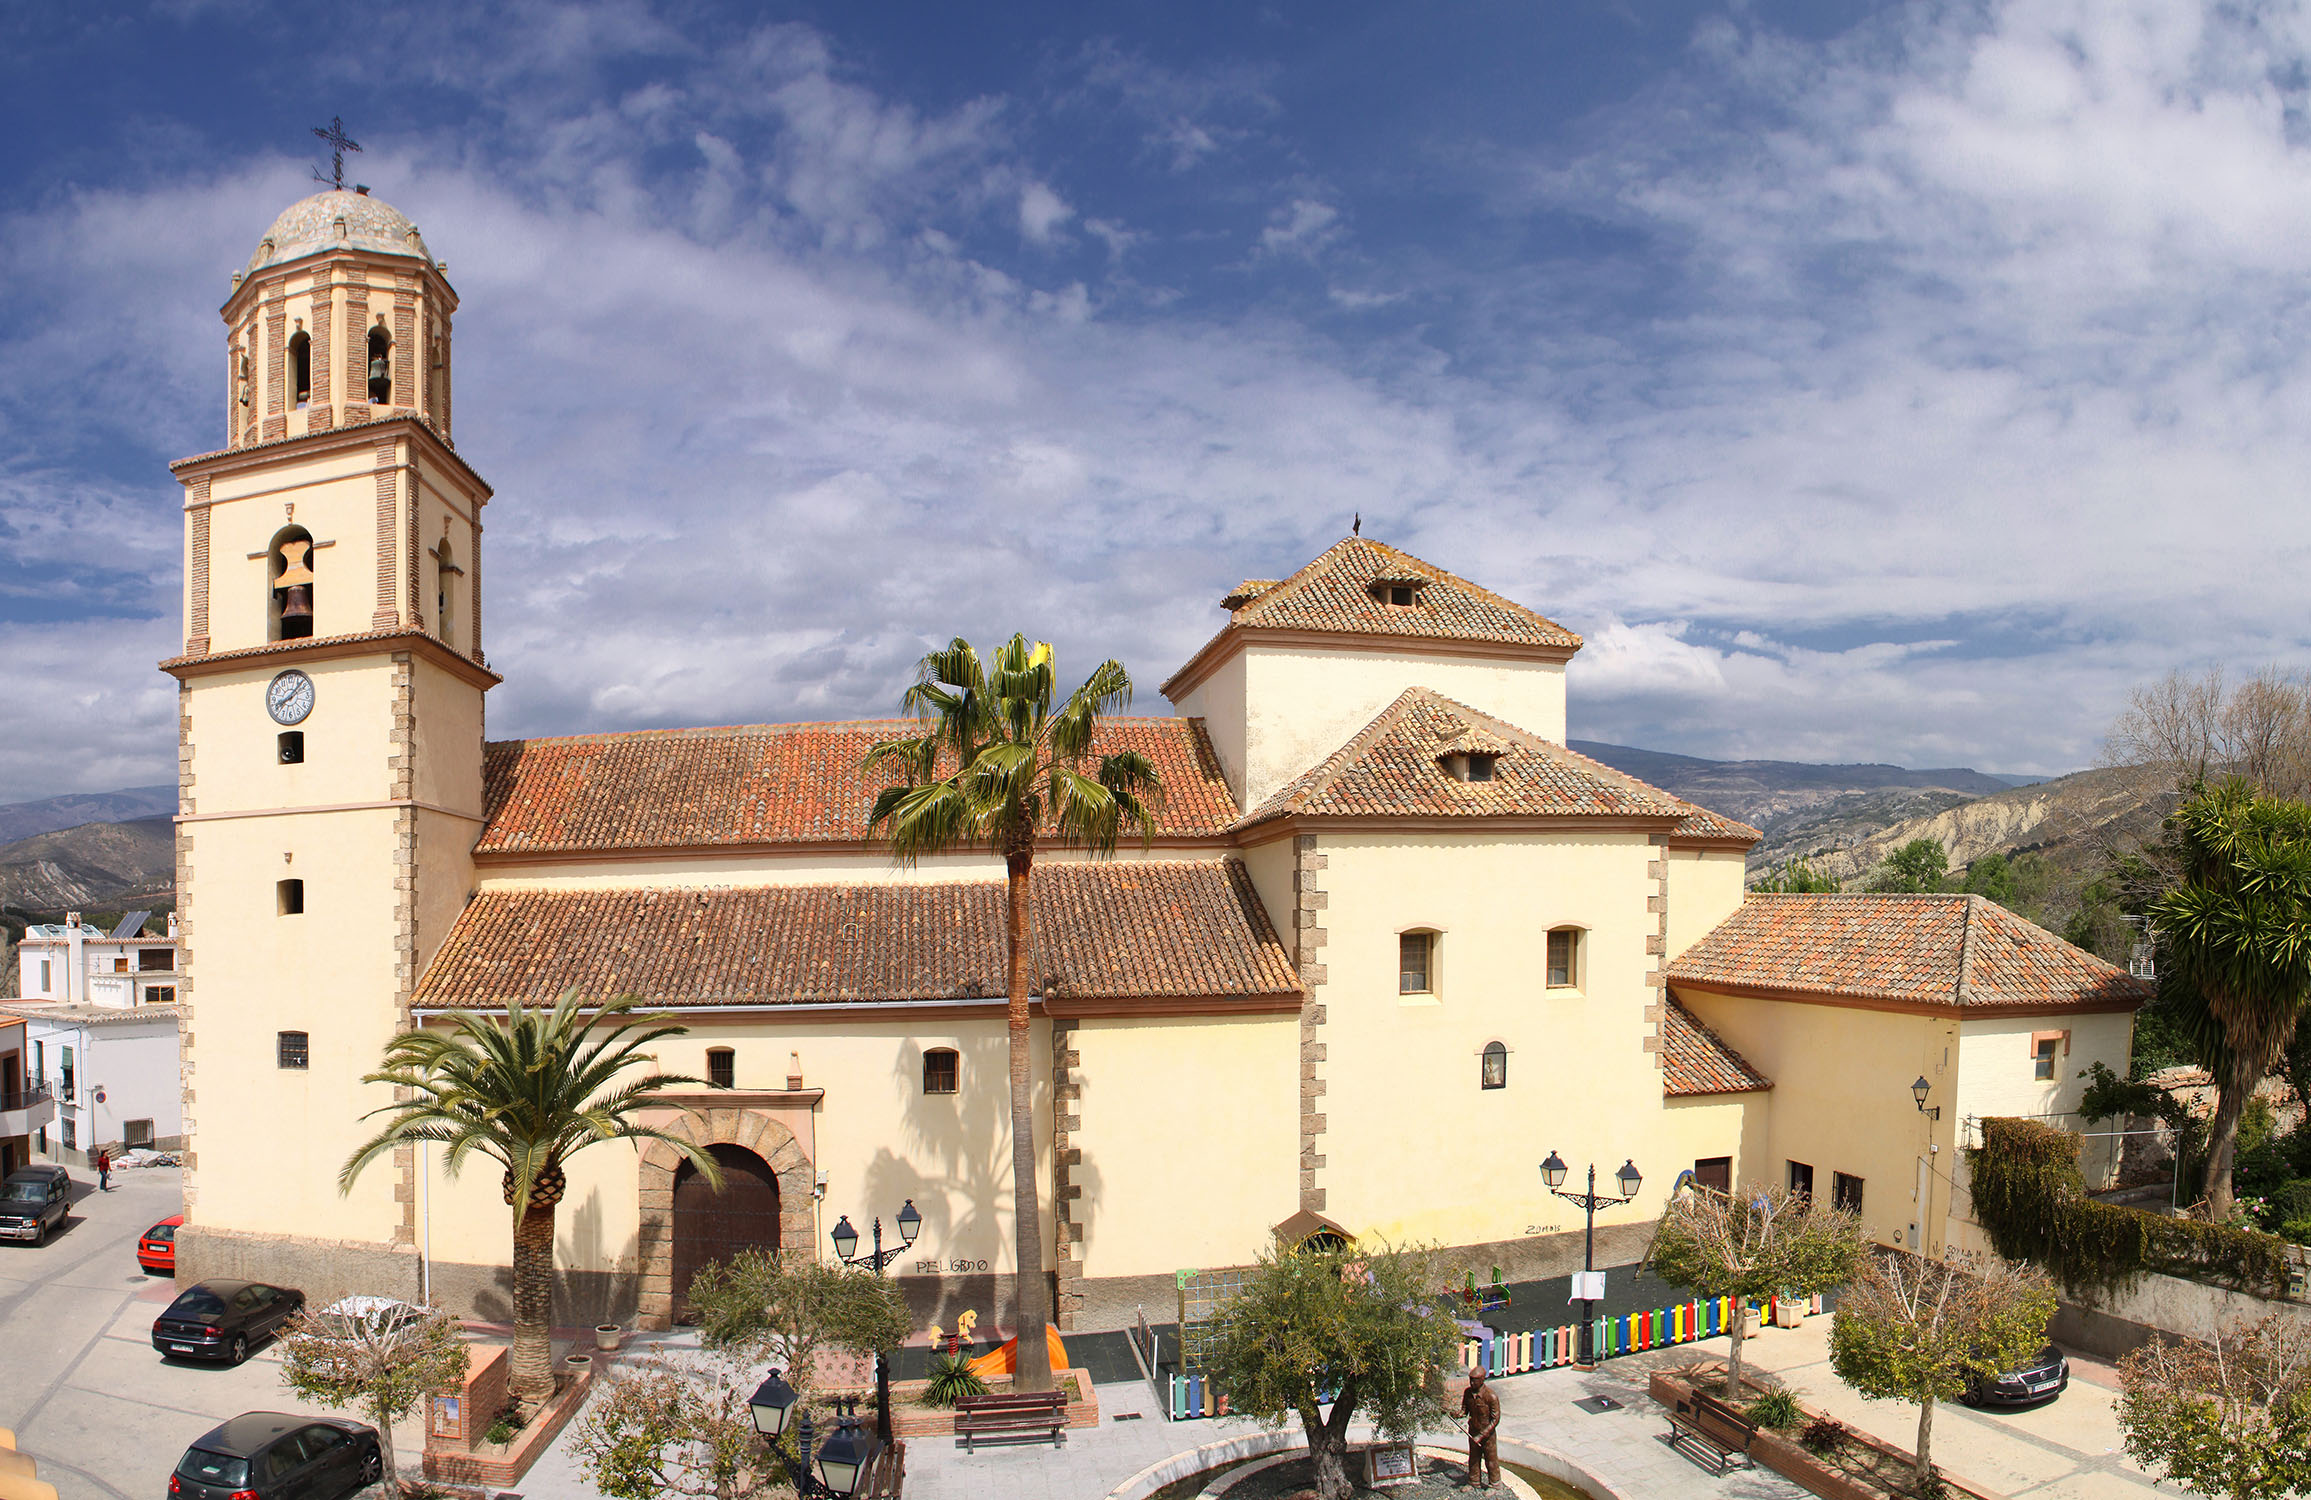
6, 911, 184, 1163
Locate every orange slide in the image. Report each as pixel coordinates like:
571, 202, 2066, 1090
967, 1324, 1070, 1379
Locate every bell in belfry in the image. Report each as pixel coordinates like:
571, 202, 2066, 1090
277, 584, 314, 636
368, 352, 390, 403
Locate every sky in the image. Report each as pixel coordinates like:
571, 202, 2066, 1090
3, 0, 2309, 803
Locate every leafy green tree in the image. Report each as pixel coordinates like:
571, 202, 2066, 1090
1751, 859, 1841, 893
577, 1346, 773, 1500
342, 991, 720, 1417
687, 1248, 910, 1399
865, 634, 1162, 1391
278, 1304, 469, 1495
2118, 1314, 2311, 1500
1959, 852, 2017, 906
1830, 1250, 2057, 1493
1200, 1242, 1461, 1500
2149, 780, 2311, 1219
1870, 838, 1951, 894
1648, 1180, 1870, 1401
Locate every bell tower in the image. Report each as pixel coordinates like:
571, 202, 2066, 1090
164, 187, 496, 1297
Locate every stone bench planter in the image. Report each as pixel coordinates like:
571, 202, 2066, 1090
1650, 1366, 2003, 1500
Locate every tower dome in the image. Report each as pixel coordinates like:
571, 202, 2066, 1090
244, 189, 431, 274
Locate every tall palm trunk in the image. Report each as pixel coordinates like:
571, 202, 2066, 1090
2201, 992, 2302, 1219
1006, 840, 1055, 1391
510, 1200, 558, 1415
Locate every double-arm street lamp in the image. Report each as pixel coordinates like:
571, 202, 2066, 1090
829, 1200, 922, 1444
748, 1373, 878, 1497
1540, 1151, 1642, 1367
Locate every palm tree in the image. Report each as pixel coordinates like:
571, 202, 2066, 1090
2150, 779, 2311, 1219
342, 989, 722, 1416
866, 635, 1163, 1391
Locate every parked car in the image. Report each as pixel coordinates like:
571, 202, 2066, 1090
0, 1165, 71, 1244
138, 1213, 184, 1275
1962, 1343, 2069, 1407
151, 1280, 306, 1364
311, 1295, 431, 1340
169, 1413, 380, 1500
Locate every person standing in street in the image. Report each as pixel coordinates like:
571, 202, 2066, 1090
95, 1147, 110, 1192
1462, 1363, 1500, 1489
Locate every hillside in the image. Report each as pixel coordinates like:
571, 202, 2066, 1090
0, 817, 176, 917
1773, 765, 2164, 885
0, 784, 174, 844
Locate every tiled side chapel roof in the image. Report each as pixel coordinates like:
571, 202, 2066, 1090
1237, 687, 1762, 844
1668, 893, 2154, 1013
477, 716, 1238, 855
1661, 998, 1773, 1096
1215, 537, 1584, 650
412, 860, 1300, 1011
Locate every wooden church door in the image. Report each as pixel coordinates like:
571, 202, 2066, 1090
672, 1143, 783, 1321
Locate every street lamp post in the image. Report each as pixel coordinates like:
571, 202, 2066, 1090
830, 1199, 922, 1444
1540, 1151, 1642, 1368
747, 1372, 880, 1497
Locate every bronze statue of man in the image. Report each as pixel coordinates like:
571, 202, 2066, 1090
1462, 1364, 1501, 1489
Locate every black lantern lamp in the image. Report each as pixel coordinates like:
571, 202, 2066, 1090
1539, 1151, 1568, 1190
1616, 1159, 1643, 1199
814, 1404, 879, 1496
830, 1215, 860, 1264
1540, 1148, 1641, 1368
748, 1369, 798, 1440
896, 1198, 922, 1247
1912, 1076, 1940, 1120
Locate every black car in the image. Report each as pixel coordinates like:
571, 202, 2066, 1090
1963, 1343, 2070, 1407
170, 1413, 380, 1500
0, 1165, 71, 1244
152, 1280, 306, 1364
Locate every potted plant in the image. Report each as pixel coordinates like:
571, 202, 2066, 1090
595, 1323, 622, 1352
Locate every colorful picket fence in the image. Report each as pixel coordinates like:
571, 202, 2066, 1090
1456, 1291, 1827, 1377
1165, 1369, 1231, 1420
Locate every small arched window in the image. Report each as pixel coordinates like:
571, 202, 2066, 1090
1546, 928, 1583, 990
1399, 930, 1437, 995
1480, 1041, 1508, 1090
288, 329, 312, 408
367, 324, 392, 404
269, 526, 315, 641
923, 1048, 959, 1095
706, 1048, 735, 1089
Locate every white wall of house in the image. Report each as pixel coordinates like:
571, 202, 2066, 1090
23, 1014, 184, 1160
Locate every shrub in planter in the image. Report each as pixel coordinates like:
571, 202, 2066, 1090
1800, 1415, 1847, 1454
923, 1352, 988, 1407
1745, 1389, 1804, 1431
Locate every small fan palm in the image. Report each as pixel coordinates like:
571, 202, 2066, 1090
342, 989, 722, 1416
866, 634, 1163, 1390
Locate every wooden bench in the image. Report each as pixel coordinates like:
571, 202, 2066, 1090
859, 1438, 906, 1498
954, 1389, 1068, 1451
1665, 1389, 1757, 1473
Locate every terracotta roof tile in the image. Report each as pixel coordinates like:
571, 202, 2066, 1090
1237, 688, 1692, 828
1668, 893, 2154, 1012
1221, 537, 1583, 649
477, 716, 1237, 856
413, 860, 1300, 1010
1661, 998, 1772, 1096
1669, 802, 1764, 845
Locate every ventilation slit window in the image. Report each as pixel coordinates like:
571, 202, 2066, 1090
289, 329, 312, 407
277, 879, 304, 916
278, 731, 304, 764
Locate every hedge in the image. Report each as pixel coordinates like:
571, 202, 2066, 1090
1967, 1116, 2290, 1296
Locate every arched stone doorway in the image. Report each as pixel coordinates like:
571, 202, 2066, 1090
671, 1144, 782, 1321
638, 1108, 816, 1329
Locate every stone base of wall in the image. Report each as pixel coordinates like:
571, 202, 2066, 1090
174, 1226, 632, 1325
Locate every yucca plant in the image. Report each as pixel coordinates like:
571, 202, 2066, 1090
923, 1352, 988, 1407
342, 989, 721, 1416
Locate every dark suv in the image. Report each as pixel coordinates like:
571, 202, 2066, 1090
170, 1414, 381, 1500
0, 1166, 70, 1244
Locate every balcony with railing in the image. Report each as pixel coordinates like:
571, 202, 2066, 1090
0, 1082, 56, 1138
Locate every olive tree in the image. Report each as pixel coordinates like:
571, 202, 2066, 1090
577, 1347, 774, 1500
686, 1248, 911, 1399
1830, 1250, 2056, 1493
1647, 1180, 1870, 1400
1199, 1242, 1462, 1500
2118, 1313, 2311, 1500
277, 1304, 469, 1496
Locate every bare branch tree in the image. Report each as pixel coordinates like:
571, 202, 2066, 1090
2117, 1313, 2311, 1500
1647, 1181, 1870, 1401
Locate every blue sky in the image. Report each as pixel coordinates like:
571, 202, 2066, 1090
3, 0, 2308, 802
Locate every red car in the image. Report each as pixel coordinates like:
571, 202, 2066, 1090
138, 1214, 182, 1275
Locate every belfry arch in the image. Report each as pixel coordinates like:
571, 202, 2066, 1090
636, 1109, 816, 1329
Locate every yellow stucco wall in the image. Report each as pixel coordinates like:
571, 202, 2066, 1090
1665, 848, 1747, 958
1166, 647, 1250, 798
1314, 830, 1744, 1247
202, 453, 382, 646
1071, 1013, 1299, 1278
1674, 985, 1960, 1252
1945, 1009, 2136, 1252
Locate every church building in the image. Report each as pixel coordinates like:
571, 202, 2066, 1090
164, 191, 2153, 1333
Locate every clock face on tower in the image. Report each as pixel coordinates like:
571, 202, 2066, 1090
266, 669, 316, 726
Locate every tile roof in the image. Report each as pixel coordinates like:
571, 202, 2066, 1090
1237, 688, 1727, 831
1668, 893, 2155, 1013
412, 860, 1301, 1011
1661, 998, 1772, 1096
1669, 802, 1764, 845
1218, 538, 1583, 649
476, 716, 1238, 856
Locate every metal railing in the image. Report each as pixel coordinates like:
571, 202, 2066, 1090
0, 1083, 53, 1112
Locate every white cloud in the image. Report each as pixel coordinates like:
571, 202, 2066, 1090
1017, 182, 1074, 244
1259, 197, 1340, 257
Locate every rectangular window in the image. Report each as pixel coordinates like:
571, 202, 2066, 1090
39, 959, 50, 993
61, 1117, 75, 1151
2033, 1039, 2057, 1080
1787, 1160, 1814, 1199
1399, 932, 1432, 994
113, 957, 129, 974
2031, 1031, 2068, 1082
139, 949, 172, 972
146, 987, 175, 1006
60, 1047, 74, 1103
1547, 930, 1577, 988
125, 1120, 154, 1149
707, 1049, 735, 1089
1833, 1172, 1864, 1213
923, 1049, 959, 1095
278, 879, 304, 916
1693, 1157, 1732, 1193
277, 1032, 309, 1070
